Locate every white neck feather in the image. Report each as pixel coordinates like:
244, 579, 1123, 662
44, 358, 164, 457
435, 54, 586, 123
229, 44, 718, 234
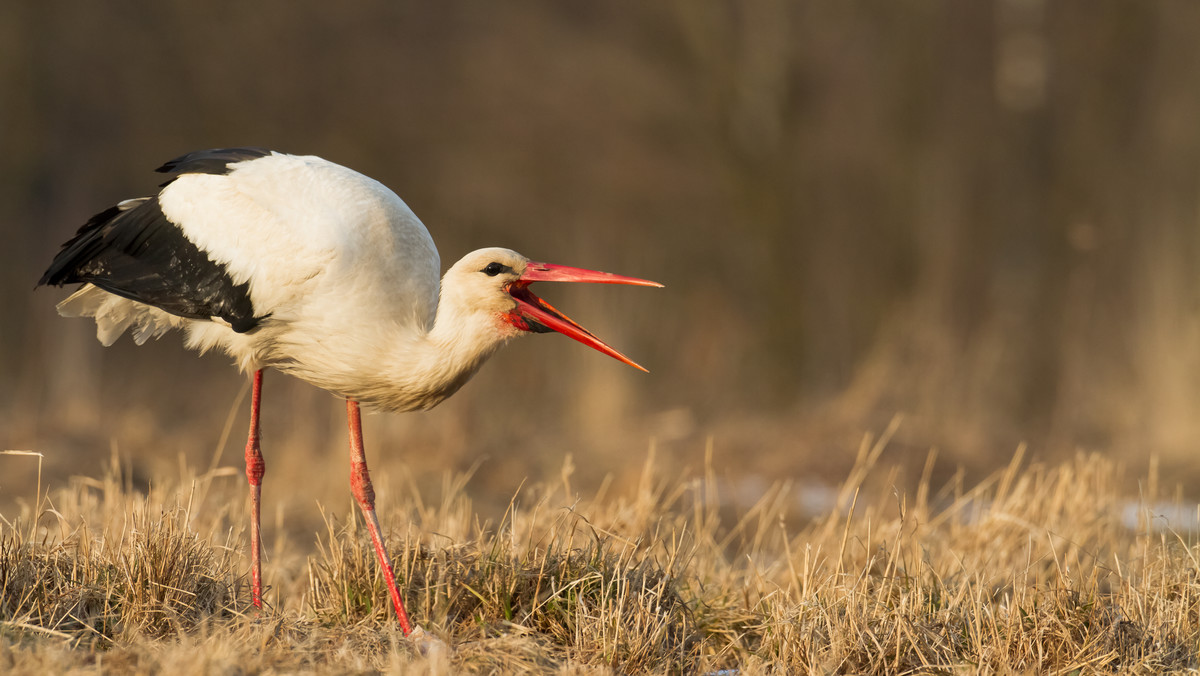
358, 283, 518, 412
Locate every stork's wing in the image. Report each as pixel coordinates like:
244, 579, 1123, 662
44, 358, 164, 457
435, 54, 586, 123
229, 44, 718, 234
155, 147, 273, 184
37, 195, 263, 333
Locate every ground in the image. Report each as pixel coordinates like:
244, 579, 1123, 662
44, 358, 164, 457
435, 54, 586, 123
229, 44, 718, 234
2, 427, 1199, 674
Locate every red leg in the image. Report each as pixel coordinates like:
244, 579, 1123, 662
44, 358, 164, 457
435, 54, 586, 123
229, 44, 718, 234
244, 369, 266, 609
346, 400, 413, 635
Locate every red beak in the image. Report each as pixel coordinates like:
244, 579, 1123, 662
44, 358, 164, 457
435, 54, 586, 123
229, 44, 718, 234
506, 262, 663, 372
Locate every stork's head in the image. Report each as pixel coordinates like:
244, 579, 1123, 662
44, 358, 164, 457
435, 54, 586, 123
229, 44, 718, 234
443, 247, 662, 371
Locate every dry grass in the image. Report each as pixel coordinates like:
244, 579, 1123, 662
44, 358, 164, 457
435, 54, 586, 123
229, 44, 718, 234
2, 429, 1200, 675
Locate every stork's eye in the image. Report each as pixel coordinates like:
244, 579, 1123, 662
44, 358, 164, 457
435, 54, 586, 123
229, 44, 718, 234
482, 262, 507, 276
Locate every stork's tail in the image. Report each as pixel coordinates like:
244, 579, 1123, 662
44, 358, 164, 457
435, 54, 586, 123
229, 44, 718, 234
58, 284, 186, 346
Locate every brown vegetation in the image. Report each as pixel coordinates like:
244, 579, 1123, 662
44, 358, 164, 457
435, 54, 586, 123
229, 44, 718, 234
3, 433, 1199, 673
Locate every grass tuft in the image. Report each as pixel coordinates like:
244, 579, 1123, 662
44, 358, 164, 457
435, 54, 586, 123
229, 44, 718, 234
308, 494, 697, 671
0, 499, 239, 648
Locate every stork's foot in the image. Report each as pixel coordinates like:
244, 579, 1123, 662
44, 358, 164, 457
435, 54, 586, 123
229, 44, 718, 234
406, 625, 449, 658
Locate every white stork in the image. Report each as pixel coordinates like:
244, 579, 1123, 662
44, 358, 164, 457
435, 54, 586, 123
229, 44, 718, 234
38, 147, 660, 635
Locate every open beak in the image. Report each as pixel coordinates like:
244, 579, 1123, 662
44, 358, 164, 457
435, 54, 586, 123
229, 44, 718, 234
506, 262, 663, 372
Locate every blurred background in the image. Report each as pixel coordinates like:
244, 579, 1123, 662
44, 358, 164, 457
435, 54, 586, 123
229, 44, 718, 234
5, 1, 1200, 523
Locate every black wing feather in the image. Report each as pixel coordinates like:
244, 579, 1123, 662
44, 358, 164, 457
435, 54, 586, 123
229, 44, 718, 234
155, 147, 274, 185
38, 195, 262, 333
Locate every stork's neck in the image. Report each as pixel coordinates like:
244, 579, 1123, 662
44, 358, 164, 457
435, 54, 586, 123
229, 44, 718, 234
368, 292, 515, 412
